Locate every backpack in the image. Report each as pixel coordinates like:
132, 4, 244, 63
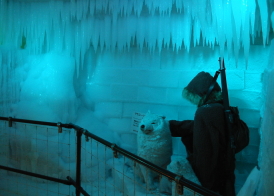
229, 106, 249, 153
203, 60, 250, 154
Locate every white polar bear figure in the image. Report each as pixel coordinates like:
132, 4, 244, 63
167, 156, 201, 196
136, 111, 172, 190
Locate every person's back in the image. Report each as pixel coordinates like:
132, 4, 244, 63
169, 71, 236, 195
191, 102, 227, 193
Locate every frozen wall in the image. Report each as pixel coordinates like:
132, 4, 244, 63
82, 44, 266, 159
0, 43, 267, 194
0, 0, 273, 73
0, 0, 273, 194
257, 40, 274, 196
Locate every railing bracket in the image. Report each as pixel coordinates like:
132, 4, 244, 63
57, 122, 62, 133
111, 143, 118, 158
175, 175, 184, 195
8, 117, 12, 127
83, 130, 89, 142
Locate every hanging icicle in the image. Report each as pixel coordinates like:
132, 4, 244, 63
0, 0, 273, 68
257, 0, 269, 46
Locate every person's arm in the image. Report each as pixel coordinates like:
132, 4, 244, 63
168, 120, 194, 137
169, 120, 194, 156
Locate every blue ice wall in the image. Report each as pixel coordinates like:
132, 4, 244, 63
0, 0, 273, 195
257, 40, 274, 196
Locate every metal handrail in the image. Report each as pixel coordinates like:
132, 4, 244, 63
0, 116, 221, 196
0, 165, 72, 185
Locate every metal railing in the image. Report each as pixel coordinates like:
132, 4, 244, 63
0, 116, 220, 196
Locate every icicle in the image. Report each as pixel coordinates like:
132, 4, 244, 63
243, 9, 250, 66
111, 3, 119, 41
125, 0, 135, 16
253, 8, 262, 39
238, 0, 250, 63
63, 20, 73, 55
89, 0, 95, 16
136, 17, 146, 52
0, 50, 2, 67
133, 0, 143, 16
0, 51, 2, 116
208, 0, 217, 24
127, 0, 136, 16
103, 16, 112, 50
195, 0, 207, 47
69, 0, 77, 20
222, 0, 232, 58
204, 26, 217, 50
162, 16, 171, 48
230, 0, 242, 43
183, 13, 192, 52
76, 0, 83, 21
79, 19, 88, 70
170, 14, 184, 52
2, 0, 273, 64
230, 0, 242, 64
257, 0, 269, 45
95, 0, 103, 13
2, 2, 8, 38
92, 19, 100, 52
111, 16, 118, 51
117, 0, 126, 16
248, 0, 256, 42
170, 14, 177, 51
193, 18, 201, 47
99, 17, 105, 52
157, 16, 165, 53
146, 15, 158, 52
126, 15, 137, 51
82, 0, 89, 19
158, 0, 173, 16
190, 0, 199, 20
242, 0, 256, 66
74, 25, 81, 77
116, 18, 126, 51
212, 0, 225, 57
175, 0, 183, 13
271, 12, 274, 32
145, 0, 155, 15
182, 0, 191, 17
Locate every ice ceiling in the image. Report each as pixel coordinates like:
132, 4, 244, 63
0, 0, 273, 72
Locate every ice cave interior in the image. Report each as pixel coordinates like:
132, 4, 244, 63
0, 0, 274, 195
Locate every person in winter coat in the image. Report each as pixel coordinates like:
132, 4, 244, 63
169, 71, 235, 196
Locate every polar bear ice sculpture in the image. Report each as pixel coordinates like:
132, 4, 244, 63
136, 111, 172, 190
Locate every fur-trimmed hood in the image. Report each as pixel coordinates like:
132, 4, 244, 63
182, 71, 222, 106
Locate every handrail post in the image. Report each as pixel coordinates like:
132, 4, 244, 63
76, 129, 82, 196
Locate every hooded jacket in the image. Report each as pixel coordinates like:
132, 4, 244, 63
169, 72, 235, 196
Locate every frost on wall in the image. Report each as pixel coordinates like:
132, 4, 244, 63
14, 52, 78, 123
257, 40, 274, 196
0, 0, 273, 75
0, 1, 272, 194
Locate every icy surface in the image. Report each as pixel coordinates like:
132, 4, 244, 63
257, 0, 269, 46
0, 0, 272, 195
14, 52, 77, 123
0, 0, 272, 69
237, 166, 260, 196
257, 40, 274, 196
271, 11, 274, 31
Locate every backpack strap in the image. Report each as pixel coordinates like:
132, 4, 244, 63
219, 58, 237, 196
202, 70, 220, 105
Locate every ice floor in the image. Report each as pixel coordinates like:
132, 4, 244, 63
0, 171, 195, 196
0, 159, 253, 196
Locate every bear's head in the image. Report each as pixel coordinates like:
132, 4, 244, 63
139, 111, 166, 134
